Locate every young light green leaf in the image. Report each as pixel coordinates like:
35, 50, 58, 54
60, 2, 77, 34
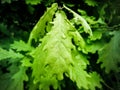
32, 10, 102, 90
90, 30, 102, 40
64, 5, 93, 36
85, 41, 104, 53
21, 57, 32, 67
98, 31, 120, 73
88, 72, 102, 90
28, 3, 58, 45
69, 30, 87, 53
68, 51, 102, 90
32, 11, 75, 90
67, 51, 90, 89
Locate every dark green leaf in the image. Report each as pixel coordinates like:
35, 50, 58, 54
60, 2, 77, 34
1, 0, 11, 4
98, 31, 120, 73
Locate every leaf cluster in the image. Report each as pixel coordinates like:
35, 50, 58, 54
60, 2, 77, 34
0, 0, 120, 90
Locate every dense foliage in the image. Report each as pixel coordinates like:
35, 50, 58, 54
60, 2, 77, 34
0, 0, 120, 90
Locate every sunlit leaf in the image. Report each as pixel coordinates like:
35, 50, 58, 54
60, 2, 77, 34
32, 10, 75, 90
64, 5, 93, 36
28, 3, 58, 44
32, 10, 102, 90
88, 72, 102, 90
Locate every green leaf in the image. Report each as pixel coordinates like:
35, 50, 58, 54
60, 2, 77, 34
0, 48, 23, 61
0, 66, 27, 90
25, 0, 41, 5
64, 5, 93, 36
90, 30, 102, 40
88, 72, 102, 90
32, 11, 75, 90
68, 51, 90, 89
98, 31, 120, 73
10, 40, 34, 52
0, 23, 9, 36
85, 41, 104, 53
21, 57, 32, 67
0, 73, 12, 90
77, 9, 87, 16
69, 30, 86, 53
84, 0, 98, 7
7, 67, 28, 90
68, 51, 102, 89
1, 67, 28, 90
32, 10, 102, 90
28, 3, 58, 44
